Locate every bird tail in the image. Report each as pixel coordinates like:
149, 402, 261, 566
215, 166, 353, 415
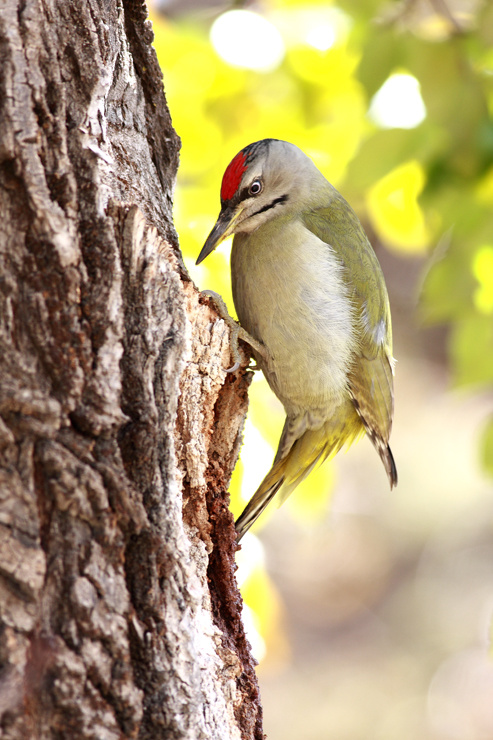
373, 437, 398, 488
235, 416, 363, 541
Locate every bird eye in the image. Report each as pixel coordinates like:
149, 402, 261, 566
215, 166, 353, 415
249, 180, 263, 196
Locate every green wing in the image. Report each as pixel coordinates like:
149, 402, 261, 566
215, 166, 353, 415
302, 194, 395, 460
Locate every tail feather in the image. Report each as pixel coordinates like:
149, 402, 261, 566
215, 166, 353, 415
235, 470, 285, 542
355, 411, 398, 489
379, 441, 397, 488
235, 413, 363, 541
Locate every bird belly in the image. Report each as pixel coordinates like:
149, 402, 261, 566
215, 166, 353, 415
231, 220, 357, 417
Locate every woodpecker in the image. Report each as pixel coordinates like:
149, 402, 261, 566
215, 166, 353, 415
197, 139, 397, 541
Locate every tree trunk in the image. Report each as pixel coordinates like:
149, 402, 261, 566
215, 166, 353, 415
0, 1, 263, 738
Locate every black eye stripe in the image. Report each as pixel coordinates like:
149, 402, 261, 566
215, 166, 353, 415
251, 194, 288, 216
238, 186, 251, 202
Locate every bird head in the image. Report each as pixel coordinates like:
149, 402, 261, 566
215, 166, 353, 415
196, 139, 325, 264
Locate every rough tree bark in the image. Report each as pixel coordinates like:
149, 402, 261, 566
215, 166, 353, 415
0, 0, 263, 738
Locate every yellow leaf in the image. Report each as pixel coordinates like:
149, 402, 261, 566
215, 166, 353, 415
472, 245, 493, 315
366, 160, 431, 253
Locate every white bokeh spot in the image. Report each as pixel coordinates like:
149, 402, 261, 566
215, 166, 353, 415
210, 10, 285, 72
369, 72, 427, 129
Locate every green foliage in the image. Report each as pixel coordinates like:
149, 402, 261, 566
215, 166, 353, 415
152, 0, 493, 503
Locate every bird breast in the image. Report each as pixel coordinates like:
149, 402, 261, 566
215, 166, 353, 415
231, 217, 357, 415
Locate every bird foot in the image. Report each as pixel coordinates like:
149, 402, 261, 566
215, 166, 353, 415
202, 290, 267, 372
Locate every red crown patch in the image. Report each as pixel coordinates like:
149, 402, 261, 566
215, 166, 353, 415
221, 150, 247, 201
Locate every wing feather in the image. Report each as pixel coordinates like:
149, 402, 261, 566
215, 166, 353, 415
303, 198, 396, 483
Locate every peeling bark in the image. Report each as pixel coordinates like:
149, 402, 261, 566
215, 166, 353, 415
0, 1, 263, 738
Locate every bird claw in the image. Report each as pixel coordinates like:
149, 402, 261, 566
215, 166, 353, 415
202, 289, 267, 372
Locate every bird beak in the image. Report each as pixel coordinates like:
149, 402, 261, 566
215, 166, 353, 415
196, 204, 241, 265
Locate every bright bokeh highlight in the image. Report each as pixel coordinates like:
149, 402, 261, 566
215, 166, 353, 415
369, 72, 427, 129
210, 10, 285, 71
239, 419, 276, 503
305, 22, 336, 51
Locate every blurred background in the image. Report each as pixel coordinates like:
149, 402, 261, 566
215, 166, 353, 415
151, 1, 493, 737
